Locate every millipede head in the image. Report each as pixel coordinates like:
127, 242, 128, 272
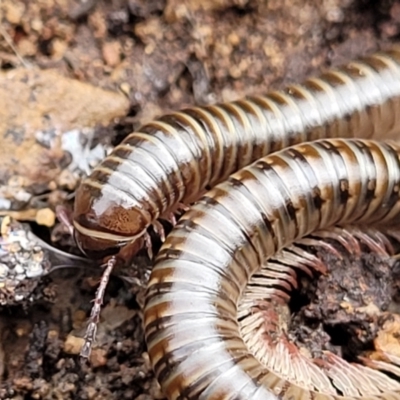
73, 183, 148, 259
73, 228, 123, 259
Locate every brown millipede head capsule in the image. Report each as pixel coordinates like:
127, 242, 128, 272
73, 228, 123, 259
72, 183, 147, 259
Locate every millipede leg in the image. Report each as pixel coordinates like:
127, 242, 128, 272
152, 220, 166, 242
167, 213, 177, 226
144, 232, 153, 259
55, 205, 74, 237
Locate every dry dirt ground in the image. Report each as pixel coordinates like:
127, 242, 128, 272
0, 1, 400, 399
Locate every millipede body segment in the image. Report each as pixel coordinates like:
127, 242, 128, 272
144, 138, 400, 400
73, 48, 400, 257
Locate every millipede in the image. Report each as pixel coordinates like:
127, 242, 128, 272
71, 47, 400, 372
73, 47, 400, 259
144, 138, 400, 400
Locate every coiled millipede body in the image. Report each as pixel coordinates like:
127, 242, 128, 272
72, 47, 400, 360
144, 138, 400, 400
73, 47, 400, 258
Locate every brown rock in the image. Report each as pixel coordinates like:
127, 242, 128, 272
0, 68, 129, 204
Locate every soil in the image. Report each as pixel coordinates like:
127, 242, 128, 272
1, 0, 400, 399
288, 228, 400, 363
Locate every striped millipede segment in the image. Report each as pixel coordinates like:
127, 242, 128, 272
144, 138, 400, 400
73, 48, 400, 255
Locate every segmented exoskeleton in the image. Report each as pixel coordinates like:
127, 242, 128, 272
144, 138, 400, 400
73, 47, 400, 258
72, 47, 400, 360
